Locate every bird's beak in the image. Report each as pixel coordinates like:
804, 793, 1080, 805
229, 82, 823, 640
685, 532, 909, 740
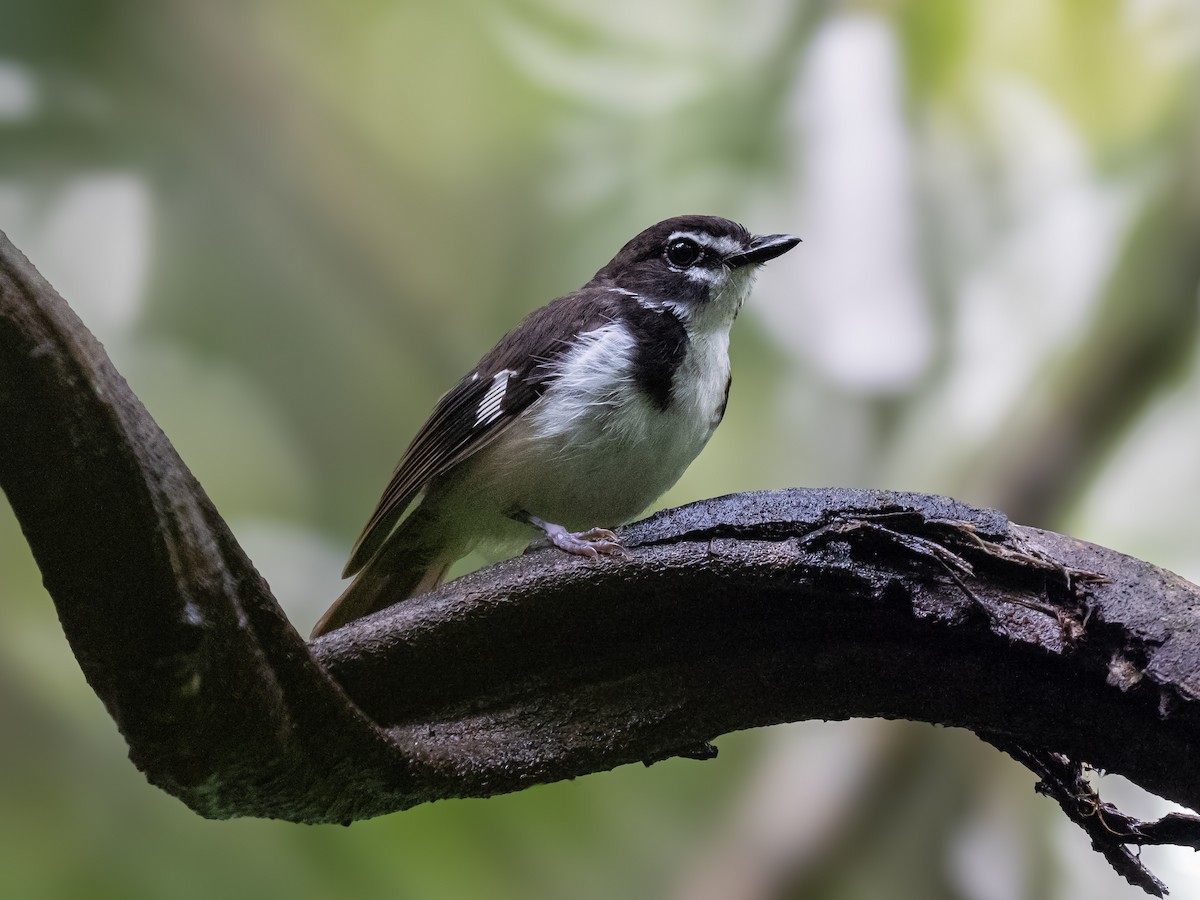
724, 233, 801, 269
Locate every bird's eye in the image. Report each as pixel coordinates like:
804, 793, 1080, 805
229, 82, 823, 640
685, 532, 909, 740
665, 239, 702, 268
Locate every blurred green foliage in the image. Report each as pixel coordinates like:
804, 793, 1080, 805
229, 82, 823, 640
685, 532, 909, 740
2, 1, 1199, 897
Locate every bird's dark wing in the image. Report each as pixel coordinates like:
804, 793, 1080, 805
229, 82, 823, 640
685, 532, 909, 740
342, 288, 624, 576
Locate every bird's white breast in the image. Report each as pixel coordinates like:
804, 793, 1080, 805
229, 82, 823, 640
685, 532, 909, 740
505, 318, 731, 527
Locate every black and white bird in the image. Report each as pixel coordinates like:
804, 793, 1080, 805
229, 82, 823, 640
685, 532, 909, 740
311, 215, 799, 637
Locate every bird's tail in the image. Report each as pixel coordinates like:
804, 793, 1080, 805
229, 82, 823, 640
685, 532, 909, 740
310, 518, 453, 639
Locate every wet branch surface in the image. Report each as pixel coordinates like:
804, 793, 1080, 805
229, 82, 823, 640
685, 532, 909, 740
3, 230, 1199, 896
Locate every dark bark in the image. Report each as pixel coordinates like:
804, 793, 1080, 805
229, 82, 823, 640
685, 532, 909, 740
2, 229, 1199, 895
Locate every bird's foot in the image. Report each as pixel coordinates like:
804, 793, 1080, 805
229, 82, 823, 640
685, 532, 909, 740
527, 516, 625, 559
549, 525, 625, 558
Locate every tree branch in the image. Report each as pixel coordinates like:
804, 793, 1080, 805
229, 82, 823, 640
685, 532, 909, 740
3, 230, 1199, 895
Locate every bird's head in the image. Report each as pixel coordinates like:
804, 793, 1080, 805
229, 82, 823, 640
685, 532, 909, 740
592, 215, 800, 328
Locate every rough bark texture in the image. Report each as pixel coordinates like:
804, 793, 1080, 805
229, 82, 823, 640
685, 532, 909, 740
3, 229, 1199, 895
313, 495, 1200, 811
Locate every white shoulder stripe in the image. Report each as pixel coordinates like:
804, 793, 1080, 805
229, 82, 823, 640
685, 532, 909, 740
606, 285, 675, 315
475, 369, 515, 427
606, 286, 654, 308
661, 300, 690, 319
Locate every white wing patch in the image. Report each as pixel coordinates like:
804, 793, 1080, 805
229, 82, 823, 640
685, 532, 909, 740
475, 369, 515, 427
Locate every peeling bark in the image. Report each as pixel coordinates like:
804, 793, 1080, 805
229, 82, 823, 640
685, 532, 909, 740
2, 230, 1199, 895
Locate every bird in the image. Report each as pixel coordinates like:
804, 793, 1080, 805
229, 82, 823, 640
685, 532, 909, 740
310, 214, 799, 638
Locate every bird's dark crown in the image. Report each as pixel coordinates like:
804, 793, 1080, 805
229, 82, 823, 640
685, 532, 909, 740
601, 215, 750, 269
588, 215, 794, 307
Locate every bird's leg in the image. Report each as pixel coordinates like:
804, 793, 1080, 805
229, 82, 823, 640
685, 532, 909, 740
520, 513, 625, 558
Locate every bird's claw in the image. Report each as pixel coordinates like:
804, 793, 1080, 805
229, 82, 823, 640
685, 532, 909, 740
548, 526, 625, 558
522, 514, 626, 559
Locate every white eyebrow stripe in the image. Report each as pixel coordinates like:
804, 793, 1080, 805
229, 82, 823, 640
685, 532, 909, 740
667, 231, 742, 257
475, 369, 515, 426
